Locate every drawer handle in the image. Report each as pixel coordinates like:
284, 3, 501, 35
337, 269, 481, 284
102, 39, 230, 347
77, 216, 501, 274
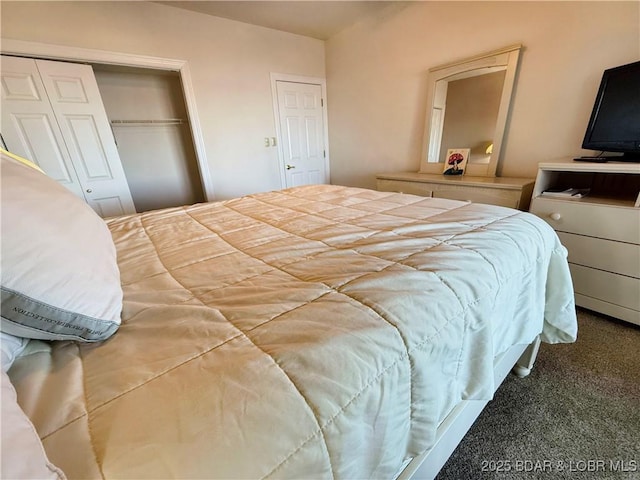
549, 212, 562, 221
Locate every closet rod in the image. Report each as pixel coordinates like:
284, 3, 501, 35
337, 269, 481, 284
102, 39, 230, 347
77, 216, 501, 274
110, 119, 186, 126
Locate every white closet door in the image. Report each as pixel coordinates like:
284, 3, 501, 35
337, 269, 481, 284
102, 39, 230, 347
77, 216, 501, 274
1, 55, 85, 200
36, 59, 136, 217
276, 81, 327, 187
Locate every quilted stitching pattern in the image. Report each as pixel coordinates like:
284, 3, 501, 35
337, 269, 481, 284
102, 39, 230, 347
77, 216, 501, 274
15, 185, 576, 480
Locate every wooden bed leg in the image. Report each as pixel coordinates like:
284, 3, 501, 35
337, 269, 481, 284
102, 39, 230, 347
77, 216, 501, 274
512, 336, 541, 378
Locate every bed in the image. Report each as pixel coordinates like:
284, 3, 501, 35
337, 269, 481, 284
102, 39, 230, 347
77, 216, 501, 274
1, 151, 577, 479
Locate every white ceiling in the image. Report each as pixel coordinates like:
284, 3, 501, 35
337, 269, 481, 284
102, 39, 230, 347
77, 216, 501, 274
156, 1, 397, 40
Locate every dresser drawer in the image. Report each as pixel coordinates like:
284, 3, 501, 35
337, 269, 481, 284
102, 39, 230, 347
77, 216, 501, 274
432, 186, 520, 208
530, 197, 640, 244
570, 263, 640, 312
574, 294, 640, 326
558, 232, 640, 278
377, 179, 433, 197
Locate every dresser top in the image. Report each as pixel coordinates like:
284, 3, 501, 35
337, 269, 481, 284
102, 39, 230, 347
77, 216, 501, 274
376, 171, 535, 190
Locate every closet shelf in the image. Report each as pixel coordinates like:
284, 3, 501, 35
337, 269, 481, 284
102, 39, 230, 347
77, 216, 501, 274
110, 119, 186, 126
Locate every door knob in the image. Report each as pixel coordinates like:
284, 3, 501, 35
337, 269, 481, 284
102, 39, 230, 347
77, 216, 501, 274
286, 164, 296, 170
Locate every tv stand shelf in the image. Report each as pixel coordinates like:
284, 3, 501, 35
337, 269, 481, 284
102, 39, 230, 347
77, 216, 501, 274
530, 161, 640, 325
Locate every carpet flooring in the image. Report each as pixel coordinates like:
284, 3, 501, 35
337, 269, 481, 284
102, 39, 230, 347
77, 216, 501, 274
435, 308, 640, 480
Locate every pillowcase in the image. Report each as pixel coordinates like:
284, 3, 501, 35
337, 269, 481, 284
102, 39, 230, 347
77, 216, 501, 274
0, 332, 30, 373
0, 150, 122, 342
1, 369, 66, 479
1, 147, 45, 173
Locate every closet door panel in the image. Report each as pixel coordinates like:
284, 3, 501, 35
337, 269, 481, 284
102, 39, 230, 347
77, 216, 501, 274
8, 114, 77, 184
90, 196, 129, 219
1, 69, 42, 100
64, 115, 113, 179
45, 75, 89, 104
36, 59, 136, 216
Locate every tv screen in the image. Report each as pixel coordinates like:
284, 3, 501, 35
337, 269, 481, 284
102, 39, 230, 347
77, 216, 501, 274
581, 60, 640, 160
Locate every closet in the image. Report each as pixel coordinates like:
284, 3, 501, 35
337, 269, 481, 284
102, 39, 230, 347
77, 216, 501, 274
93, 65, 204, 213
1, 55, 204, 217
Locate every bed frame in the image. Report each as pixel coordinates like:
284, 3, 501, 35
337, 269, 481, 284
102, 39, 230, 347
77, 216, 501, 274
399, 336, 542, 479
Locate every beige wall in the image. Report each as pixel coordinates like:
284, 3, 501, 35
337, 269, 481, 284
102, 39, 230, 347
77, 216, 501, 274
326, 1, 639, 188
0, 1, 325, 200
2, 1, 638, 196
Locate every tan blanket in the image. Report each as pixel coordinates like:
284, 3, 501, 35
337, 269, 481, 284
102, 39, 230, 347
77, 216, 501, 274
10, 185, 577, 479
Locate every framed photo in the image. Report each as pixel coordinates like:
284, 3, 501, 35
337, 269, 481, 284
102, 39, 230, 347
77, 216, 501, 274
443, 148, 470, 176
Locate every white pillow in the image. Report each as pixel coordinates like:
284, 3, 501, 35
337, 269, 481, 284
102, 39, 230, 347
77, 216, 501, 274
0, 150, 122, 342
0, 332, 30, 372
1, 369, 66, 479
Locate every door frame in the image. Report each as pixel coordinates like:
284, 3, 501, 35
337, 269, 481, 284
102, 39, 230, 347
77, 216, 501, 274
270, 73, 330, 189
1, 38, 215, 201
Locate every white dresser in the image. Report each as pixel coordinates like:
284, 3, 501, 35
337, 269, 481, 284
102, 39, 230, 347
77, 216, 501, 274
529, 161, 640, 325
376, 172, 535, 210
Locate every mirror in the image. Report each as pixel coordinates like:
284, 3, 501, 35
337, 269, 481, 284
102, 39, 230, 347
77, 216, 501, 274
419, 44, 522, 177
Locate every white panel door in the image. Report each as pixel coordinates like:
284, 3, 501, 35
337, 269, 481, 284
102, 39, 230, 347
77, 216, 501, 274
36, 59, 136, 217
1, 55, 85, 199
276, 81, 326, 187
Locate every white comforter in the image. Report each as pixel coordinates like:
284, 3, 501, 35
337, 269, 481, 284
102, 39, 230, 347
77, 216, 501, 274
10, 185, 577, 479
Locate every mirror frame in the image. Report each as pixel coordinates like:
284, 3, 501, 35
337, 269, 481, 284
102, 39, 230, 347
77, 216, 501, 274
419, 44, 522, 177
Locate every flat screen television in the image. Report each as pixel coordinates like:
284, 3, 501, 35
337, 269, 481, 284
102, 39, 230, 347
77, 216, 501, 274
581, 60, 640, 162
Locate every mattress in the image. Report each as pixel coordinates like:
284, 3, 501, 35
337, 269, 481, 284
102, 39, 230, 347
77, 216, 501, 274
8, 185, 577, 479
